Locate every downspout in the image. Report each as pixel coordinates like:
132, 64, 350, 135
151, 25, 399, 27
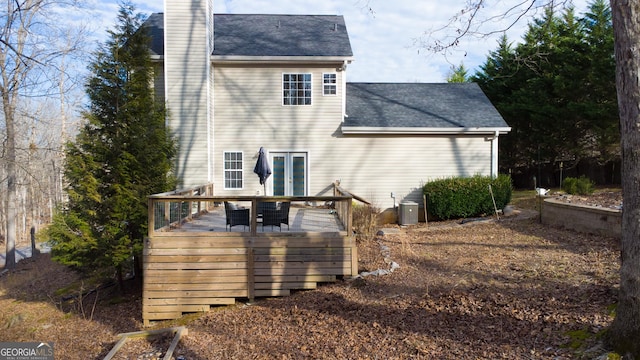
342, 60, 348, 121
491, 130, 499, 178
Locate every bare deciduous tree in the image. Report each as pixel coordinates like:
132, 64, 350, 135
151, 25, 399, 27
0, 0, 85, 269
607, 1, 640, 356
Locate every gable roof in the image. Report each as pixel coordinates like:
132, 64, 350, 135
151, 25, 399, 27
143, 13, 353, 59
343, 83, 510, 135
213, 14, 353, 58
144, 13, 164, 57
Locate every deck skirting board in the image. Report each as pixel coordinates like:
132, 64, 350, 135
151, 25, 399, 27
143, 233, 356, 325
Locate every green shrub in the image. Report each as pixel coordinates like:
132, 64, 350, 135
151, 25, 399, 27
423, 174, 512, 220
562, 176, 595, 195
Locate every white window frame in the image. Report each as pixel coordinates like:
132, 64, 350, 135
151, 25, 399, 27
282, 73, 312, 106
223, 151, 244, 190
323, 73, 337, 96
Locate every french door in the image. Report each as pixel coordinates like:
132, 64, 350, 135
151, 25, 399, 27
271, 152, 307, 196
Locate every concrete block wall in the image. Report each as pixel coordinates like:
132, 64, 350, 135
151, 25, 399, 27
541, 198, 621, 238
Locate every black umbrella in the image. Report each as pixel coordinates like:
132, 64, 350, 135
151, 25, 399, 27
253, 147, 272, 195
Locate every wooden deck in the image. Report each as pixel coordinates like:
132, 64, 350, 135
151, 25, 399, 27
143, 192, 356, 325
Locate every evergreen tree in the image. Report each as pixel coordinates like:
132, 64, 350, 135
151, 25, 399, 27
472, 35, 527, 175
513, 7, 589, 165
581, 0, 618, 166
47, 2, 176, 287
473, 1, 618, 185
446, 62, 470, 83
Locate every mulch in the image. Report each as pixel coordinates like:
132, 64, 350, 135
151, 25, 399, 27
0, 210, 619, 359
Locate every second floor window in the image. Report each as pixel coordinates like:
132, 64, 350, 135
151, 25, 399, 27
283, 73, 312, 106
323, 73, 337, 95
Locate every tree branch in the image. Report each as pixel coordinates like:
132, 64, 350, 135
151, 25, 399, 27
416, 0, 573, 55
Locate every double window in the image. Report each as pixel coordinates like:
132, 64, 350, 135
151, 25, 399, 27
283, 73, 312, 106
224, 152, 243, 189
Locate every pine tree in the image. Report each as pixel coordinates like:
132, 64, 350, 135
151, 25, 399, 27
47, 2, 176, 287
472, 35, 526, 175
473, 2, 618, 185
581, 0, 618, 167
446, 63, 470, 83
514, 7, 590, 168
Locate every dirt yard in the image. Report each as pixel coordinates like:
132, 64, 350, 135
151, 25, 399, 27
0, 200, 620, 359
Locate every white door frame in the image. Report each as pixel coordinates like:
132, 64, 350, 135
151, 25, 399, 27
270, 151, 308, 196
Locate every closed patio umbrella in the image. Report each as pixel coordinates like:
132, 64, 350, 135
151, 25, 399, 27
253, 147, 271, 195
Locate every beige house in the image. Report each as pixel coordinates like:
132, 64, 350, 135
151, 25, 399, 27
144, 1, 511, 207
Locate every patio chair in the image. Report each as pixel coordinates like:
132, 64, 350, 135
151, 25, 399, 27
256, 201, 277, 218
262, 202, 290, 231
224, 201, 250, 231
279, 201, 290, 230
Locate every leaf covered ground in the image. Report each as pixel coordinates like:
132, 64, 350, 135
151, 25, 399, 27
0, 206, 620, 359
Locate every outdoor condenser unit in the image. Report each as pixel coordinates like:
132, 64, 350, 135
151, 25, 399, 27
398, 201, 418, 225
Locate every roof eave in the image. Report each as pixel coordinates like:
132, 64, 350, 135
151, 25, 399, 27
340, 126, 512, 135
211, 55, 354, 64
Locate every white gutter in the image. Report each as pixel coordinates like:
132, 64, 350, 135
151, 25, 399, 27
152, 55, 355, 64
341, 126, 512, 135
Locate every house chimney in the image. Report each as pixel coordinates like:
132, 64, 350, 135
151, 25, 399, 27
164, 0, 214, 187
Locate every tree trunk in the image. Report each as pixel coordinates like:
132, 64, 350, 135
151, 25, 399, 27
607, 0, 640, 357
4, 102, 17, 270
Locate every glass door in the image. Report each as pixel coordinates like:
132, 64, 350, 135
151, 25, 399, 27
271, 152, 307, 196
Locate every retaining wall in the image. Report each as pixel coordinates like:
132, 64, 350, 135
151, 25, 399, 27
541, 198, 621, 238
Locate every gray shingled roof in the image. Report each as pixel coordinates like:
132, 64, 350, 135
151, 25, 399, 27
344, 83, 509, 129
144, 13, 164, 56
143, 13, 353, 58
214, 14, 352, 57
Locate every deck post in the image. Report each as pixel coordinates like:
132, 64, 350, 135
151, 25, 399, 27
347, 199, 358, 276
148, 197, 155, 237
346, 199, 352, 235
250, 197, 258, 236
248, 197, 257, 300
247, 244, 255, 301
187, 190, 194, 221
163, 201, 170, 228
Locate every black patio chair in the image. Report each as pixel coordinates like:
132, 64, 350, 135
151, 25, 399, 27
262, 202, 290, 231
224, 201, 250, 231
279, 201, 290, 230
256, 201, 277, 218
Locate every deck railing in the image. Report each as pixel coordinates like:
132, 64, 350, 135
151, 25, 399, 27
148, 186, 353, 236
149, 184, 215, 232
333, 182, 371, 222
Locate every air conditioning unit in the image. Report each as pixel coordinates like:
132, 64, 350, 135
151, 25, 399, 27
398, 201, 418, 225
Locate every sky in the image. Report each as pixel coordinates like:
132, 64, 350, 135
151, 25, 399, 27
82, 0, 590, 83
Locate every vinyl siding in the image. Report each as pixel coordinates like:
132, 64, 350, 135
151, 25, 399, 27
212, 64, 495, 206
164, 1, 212, 187
311, 135, 492, 206
152, 63, 164, 102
